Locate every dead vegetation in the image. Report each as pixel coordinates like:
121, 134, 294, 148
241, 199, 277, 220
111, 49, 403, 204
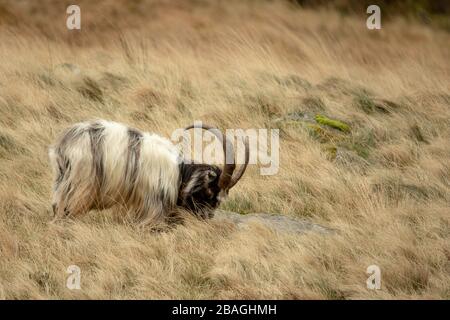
0, 0, 449, 299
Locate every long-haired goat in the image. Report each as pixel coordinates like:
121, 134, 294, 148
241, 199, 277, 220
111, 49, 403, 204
49, 120, 249, 225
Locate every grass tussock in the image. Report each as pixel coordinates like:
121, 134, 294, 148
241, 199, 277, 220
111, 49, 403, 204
0, 0, 449, 299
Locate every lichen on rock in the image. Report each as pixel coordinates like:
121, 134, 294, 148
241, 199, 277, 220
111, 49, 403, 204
315, 114, 351, 133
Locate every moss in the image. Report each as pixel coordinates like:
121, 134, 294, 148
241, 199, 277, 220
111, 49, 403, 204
315, 114, 350, 133
306, 123, 345, 143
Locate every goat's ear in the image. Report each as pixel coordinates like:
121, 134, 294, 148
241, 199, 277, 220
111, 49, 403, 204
180, 170, 203, 199
179, 183, 193, 204
207, 170, 217, 182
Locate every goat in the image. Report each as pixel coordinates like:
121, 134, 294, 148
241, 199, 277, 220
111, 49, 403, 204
48, 120, 249, 226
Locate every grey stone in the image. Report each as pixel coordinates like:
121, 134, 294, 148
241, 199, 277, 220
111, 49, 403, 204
214, 210, 333, 235
272, 111, 316, 124
55, 63, 81, 75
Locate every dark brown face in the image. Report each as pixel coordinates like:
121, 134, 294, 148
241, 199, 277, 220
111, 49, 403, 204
177, 163, 223, 219
180, 124, 250, 219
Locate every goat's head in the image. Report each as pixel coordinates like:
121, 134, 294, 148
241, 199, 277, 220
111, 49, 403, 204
177, 124, 249, 218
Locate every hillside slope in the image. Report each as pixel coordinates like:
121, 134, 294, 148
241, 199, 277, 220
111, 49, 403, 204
0, 1, 449, 299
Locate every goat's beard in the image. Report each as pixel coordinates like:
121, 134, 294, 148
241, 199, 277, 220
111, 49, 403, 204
167, 203, 216, 227
189, 201, 216, 220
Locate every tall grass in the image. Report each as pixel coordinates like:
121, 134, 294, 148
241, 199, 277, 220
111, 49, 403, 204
0, 0, 449, 299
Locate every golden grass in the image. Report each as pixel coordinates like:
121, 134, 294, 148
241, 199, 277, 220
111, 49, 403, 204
0, 0, 449, 299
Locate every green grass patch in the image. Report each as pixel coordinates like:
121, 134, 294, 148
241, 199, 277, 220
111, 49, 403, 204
315, 114, 350, 133
354, 92, 377, 114
339, 129, 375, 160
222, 195, 255, 214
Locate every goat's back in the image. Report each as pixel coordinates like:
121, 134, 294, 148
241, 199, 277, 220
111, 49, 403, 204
49, 120, 181, 213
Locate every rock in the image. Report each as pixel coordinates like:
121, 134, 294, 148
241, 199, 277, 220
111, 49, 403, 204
214, 210, 333, 235
271, 111, 316, 127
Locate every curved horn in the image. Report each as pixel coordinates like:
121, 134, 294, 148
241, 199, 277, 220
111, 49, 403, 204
184, 123, 235, 190
227, 136, 249, 190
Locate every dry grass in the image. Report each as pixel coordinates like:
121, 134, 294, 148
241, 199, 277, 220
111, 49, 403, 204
0, 0, 449, 299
